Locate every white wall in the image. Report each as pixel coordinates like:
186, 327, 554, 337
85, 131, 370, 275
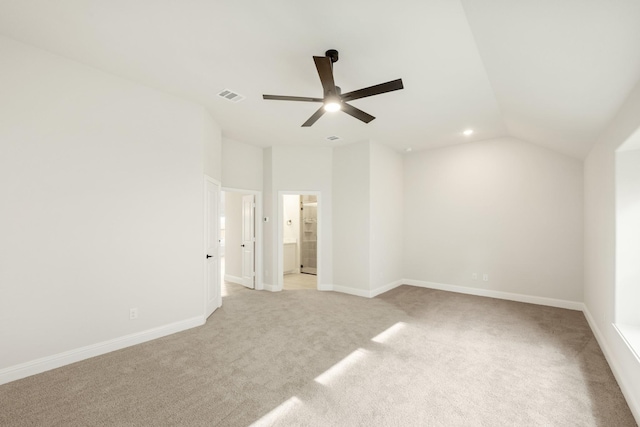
585, 78, 640, 420
404, 137, 583, 303
370, 142, 404, 292
223, 192, 243, 280
264, 146, 333, 288
332, 141, 371, 291
262, 148, 274, 286
282, 195, 300, 243
615, 148, 640, 326
203, 114, 222, 181
0, 36, 213, 375
222, 137, 263, 191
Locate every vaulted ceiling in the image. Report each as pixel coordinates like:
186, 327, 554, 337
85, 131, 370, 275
1, 0, 639, 159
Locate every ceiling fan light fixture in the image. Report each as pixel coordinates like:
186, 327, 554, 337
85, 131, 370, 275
463, 129, 474, 136
324, 100, 341, 112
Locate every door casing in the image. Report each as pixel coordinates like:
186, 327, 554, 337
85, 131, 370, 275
204, 176, 221, 319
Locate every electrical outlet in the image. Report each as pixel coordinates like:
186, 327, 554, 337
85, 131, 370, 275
129, 308, 138, 320
482, 274, 489, 282
472, 273, 478, 280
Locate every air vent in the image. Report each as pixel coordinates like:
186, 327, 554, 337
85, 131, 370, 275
217, 89, 245, 103
326, 135, 341, 141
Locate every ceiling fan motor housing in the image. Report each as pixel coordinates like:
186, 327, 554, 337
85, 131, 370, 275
325, 49, 339, 63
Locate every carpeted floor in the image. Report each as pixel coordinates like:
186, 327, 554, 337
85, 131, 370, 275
0, 284, 636, 426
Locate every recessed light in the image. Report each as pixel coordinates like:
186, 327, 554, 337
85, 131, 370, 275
405, 147, 413, 152
463, 129, 474, 136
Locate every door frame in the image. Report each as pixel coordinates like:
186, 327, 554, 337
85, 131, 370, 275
222, 187, 264, 291
204, 176, 222, 319
277, 190, 321, 291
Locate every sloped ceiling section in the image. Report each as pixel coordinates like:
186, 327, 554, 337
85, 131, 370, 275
0, 0, 639, 159
461, 0, 640, 158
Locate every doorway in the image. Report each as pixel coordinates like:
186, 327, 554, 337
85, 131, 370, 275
280, 193, 319, 290
220, 188, 263, 293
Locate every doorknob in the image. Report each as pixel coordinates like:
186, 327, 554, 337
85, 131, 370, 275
241, 244, 245, 247
206, 254, 212, 258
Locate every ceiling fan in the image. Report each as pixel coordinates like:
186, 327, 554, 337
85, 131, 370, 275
263, 49, 404, 127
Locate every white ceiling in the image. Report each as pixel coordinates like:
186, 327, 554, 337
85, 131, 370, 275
1, 0, 639, 158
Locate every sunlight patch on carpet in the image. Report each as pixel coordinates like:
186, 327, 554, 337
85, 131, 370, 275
371, 322, 407, 344
249, 396, 302, 427
314, 349, 369, 386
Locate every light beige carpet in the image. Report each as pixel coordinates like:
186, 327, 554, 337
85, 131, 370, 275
0, 284, 636, 426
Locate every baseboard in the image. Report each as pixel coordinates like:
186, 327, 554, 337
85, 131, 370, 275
583, 307, 640, 423
317, 284, 333, 292
263, 283, 280, 292
224, 274, 243, 285
370, 280, 404, 298
403, 279, 583, 311
0, 316, 205, 386
330, 285, 370, 298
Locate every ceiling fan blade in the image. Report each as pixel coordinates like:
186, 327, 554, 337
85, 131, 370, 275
302, 106, 326, 127
263, 94, 323, 102
341, 79, 404, 102
313, 56, 337, 96
341, 103, 375, 124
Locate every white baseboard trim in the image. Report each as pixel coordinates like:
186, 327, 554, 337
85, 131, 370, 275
224, 274, 243, 285
330, 285, 371, 298
370, 280, 404, 298
0, 316, 205, 386
263, 283, 280, 292
583, 307, 640, 423
317, 281, 402, 298
403, 279, 583, 311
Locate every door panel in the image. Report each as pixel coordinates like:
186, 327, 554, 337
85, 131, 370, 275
241, 194, 255, 289
205, 180, 221, 318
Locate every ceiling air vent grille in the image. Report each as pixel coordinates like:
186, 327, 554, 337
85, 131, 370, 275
326, 135, 341, 141
217, 89, 245, 103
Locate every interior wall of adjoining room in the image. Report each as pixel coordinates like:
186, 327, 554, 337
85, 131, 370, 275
585, 78, 640, 421
223, 191, 244, 282
0, 36, 220, 378
282, 195, 301, 273
403, 136, 583, 303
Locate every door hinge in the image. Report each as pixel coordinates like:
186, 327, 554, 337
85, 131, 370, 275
252, 237, 256, 242
252, 202, 256, 208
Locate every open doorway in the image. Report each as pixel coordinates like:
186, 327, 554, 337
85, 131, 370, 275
221, 188, 263, 295
281, 193, 318, 290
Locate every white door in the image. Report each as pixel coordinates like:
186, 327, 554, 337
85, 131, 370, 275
205, 179, 221, 318
241, 194, 255, 289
